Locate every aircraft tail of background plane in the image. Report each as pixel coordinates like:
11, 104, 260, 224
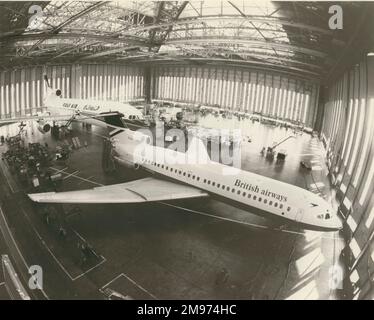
187, 136, 211, 163
44, 75, 61, 96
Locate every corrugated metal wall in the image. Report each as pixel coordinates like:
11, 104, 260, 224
0, 64, 144, 119
152, 65, 319, 128
322, 56, 374, 300
1, 63, 318, 128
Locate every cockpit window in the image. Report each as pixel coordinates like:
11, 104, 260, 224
310, 203, 318, 208
317, 213, 332, 220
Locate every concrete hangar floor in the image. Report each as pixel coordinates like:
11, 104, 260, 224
0, 116, 344, 300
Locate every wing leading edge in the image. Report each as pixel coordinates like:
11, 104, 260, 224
28, 177, 208, 204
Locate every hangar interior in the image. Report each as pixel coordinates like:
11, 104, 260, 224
0, 1, 373, 300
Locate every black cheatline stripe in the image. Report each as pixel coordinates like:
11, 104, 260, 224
109, 130, 125, 137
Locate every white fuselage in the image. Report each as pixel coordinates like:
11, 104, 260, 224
43, 94, 144, 129
111, 130, 342, 231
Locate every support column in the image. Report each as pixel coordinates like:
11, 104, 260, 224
144, 66, 152, 103
71, 64, 82, 99
314, 85, 325, 132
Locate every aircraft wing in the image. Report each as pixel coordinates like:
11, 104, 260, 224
0, 112, 122, 125
28, 177, 208, 204
0, 114, 74, 124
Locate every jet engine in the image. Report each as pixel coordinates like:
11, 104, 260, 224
114, 157, 141, 170
37, 119, 52, 133
111, 153, 141, 170
123, 161, 141, 170
110, 139, 141, 170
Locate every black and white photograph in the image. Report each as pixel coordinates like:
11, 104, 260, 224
0, 0, 372, 305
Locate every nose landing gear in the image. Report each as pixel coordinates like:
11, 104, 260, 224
102, 139, 116, 173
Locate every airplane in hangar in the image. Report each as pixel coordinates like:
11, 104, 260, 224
0, 76, 146, 133
26, 116, 343, 232
0, 77, 342, 232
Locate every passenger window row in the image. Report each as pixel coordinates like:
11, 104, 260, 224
144, 158, 200, 181
144, 158, 291, 214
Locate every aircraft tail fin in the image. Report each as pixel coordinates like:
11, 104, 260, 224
44, 75, 51, 88
186, 136, 210, 163
43, 75, 62, 106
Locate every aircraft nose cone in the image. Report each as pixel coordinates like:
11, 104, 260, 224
333, 215, 343, 231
